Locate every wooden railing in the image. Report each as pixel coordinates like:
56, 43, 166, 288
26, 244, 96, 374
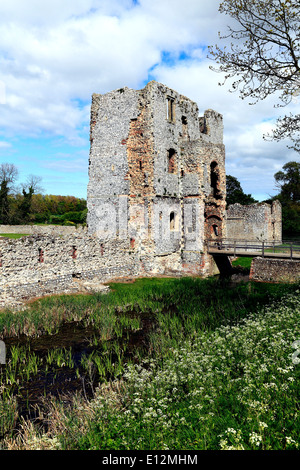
207, 239, 300, 260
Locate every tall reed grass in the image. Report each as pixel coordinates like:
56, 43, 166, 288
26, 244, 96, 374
0, 277, 299, 449
54, 289, 300, 450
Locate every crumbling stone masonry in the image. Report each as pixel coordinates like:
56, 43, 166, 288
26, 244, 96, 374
250, 258, 300, 283
226, 201, 282, 245
0, 234, 138, 309
87, 80, 226, 276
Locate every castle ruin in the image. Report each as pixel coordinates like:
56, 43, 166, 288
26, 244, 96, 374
0, 81, 288, 309
87, 80, 226, 276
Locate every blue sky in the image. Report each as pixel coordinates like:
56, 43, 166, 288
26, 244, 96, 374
0, 0, 298, 200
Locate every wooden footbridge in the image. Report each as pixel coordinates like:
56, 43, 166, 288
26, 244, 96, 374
207, 239, 300, 260
206, 239, 300, 276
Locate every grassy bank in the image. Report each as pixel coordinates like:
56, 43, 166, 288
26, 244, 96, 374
0, 277, 299, 450
231, 257, 253, 269
0, 233, 29, 239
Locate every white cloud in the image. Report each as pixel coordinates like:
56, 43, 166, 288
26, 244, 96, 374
0, 0, 223, 140
0, 141, 12, 149
0, 0, 297, 199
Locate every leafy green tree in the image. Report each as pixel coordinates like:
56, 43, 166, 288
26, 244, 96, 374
209, 0, 300, 152
280, 201, 300, 236
17, 175, 44, 222
0, 181, 10, 224
19, 186, 34, 222
273, 161, 300, 236
226, 175, 257, 206
274, 161, 300, 202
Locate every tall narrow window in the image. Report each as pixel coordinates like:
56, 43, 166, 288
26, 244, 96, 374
199, 117, 207, 134
181, 115, 188, 137
168, 148, 176, 173
210, 161, 221, 199
72, 246, 77, 259
38, 248, 44, 263
170, 211, 178, 231
158, 211, 163, 238
167, 96, 175, 123
170, 212, 175, 231
212, 224, 219, 237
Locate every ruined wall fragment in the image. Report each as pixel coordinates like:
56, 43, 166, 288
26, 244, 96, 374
226, 201, 282, 243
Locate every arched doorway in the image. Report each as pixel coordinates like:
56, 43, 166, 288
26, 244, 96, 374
205, 214, 222, 241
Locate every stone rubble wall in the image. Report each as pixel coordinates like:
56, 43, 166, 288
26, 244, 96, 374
250, 257, 300, 283
0, 233, 139, 309
0, 231, 216, 310
0, 224, 80, 236
226, 200, 282, 244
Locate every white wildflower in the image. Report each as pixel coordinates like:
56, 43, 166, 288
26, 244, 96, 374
249, 432, 262, 447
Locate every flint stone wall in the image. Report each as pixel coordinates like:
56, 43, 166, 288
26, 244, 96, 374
0, 234, 139, 308
0, 224, 80, 236
226, 200, 282, 244
250, 257, 300, 283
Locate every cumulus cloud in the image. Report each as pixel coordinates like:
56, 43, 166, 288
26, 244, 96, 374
0, 0, 223, 139
0, 0, 297, 199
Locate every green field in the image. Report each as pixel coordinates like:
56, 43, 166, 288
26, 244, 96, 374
0, 277, 299, 450
231, 256, 253, 269
0, 233, 29, 239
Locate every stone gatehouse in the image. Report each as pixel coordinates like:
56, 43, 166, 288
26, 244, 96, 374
87, 80, 226, 276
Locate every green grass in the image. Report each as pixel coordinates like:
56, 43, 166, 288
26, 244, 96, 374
0, 276, 294, 339
231, 256, 253, 269
62, 287, 300, 451
0, 233, 29, 239
0, 277, 299, 450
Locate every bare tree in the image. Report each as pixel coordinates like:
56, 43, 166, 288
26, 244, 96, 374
0, 163, 19, 185
208, 0, 300, 151
21, 174, 44, 195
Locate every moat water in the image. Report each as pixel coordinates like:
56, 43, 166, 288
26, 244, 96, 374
1, 309, 156, 424
1, 271, 250, 428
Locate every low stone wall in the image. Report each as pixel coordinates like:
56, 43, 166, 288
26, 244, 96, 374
0, 233, 139, 309
0, 224, 80, 236
0, 231, 219, 309
250, 257, 300, 283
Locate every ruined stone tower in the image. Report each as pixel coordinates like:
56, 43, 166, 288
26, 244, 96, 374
87, 81, 226, 276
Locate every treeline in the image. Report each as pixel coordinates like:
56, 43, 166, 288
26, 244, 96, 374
0, 163, 87, 226
268, 161, 300, 237
6, 193, 87, 226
